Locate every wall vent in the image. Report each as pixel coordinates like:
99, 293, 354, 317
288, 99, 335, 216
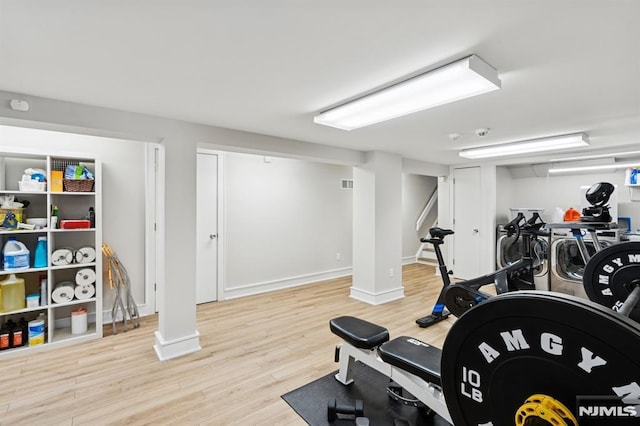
340, 179, 354, 190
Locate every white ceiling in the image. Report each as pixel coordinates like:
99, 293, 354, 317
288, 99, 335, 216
1, 1, 639, 166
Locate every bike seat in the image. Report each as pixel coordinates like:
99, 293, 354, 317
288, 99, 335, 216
429, 227, 454, 239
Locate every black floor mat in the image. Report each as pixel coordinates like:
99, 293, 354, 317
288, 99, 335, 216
281, 362, 451, 425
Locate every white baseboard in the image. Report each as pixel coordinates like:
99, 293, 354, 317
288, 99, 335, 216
153, 330, 201, 361
104, 264, 420, 320
102, 302, 155, 324
101, 267, 352, 322
222, 267, 352, 300
402, 256, 417, 264
349, 286, 405, 305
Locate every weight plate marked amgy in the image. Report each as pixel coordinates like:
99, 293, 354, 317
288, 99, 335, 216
583, 241, 640, 322
441, 291, 640, 426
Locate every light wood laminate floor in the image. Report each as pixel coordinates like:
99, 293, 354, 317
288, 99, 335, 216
0, 263, 453, 425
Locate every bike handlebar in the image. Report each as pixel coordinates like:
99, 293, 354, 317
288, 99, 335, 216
504, 212, 526, 236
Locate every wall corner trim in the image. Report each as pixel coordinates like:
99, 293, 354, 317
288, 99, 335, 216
349, 286, 405, 305
153, 330, 201, 361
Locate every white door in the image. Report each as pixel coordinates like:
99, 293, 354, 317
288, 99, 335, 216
196, 153, 218, 304
453, 167, 481, 279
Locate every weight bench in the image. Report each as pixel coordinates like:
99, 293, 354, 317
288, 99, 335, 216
330, 316, 452, 423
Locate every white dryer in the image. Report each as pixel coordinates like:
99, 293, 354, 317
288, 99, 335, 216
549, 230, 618, 299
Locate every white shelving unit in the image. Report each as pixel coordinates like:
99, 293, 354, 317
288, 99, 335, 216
0, 150, 101, 358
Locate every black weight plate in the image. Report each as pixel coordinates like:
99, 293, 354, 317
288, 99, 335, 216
583, 241, 640, 321
441, 291, 640, 426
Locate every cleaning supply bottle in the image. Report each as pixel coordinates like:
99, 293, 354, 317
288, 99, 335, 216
7, 319, 22, 348
40, 277, 47, 306
5, 319, 15, 348
0, 322, 9, 350
34, 236, 48, 268
563, 207, 581, 222
29, 313, 46, 345
3, 237, 30, 270
0, 274, 26, 312
87, 207, 95, 228
14, 318, 27, 347
51, 205, 59, 229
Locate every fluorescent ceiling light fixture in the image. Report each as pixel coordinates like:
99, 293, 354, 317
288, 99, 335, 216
459, 133, 589, 159
549, 150, 640, 162
314, 55, 501, 130
548, 161, 640, 174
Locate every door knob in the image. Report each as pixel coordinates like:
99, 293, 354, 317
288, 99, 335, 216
209, 233, 217, 239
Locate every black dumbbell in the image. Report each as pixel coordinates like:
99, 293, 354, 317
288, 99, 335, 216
327, 398, 364, 421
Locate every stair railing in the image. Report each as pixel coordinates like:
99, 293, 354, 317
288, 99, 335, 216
416, 188, 438, 231
415, 188, 438, 261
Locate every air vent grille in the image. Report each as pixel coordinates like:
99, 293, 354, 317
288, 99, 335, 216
341, 179, 354, 190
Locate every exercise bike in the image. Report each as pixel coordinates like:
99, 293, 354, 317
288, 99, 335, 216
416, 212, 547, 327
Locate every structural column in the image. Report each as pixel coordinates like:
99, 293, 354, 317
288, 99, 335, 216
351, 151, 404, 304
154, 138, 201, 360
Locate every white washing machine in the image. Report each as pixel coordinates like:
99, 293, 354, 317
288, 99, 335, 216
549, 230, 619, 299
496, 225, 549, 291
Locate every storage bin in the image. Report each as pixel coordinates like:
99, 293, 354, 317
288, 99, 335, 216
60, 220, 91, 229
71, 307, 88, 334
0, 208, 24, 225
63, 179, 94, 192
18, 181, 46, 192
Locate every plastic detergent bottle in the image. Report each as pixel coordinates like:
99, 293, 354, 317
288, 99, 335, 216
3, 238, 30, 270
0, 274, 26, 312
7, 319, 21, 348
33, 236, 47, 268
16, 318, 28, 347
0, 322, 9, 350
563, 207, 581, 222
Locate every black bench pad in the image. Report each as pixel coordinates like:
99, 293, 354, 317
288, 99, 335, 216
330, 316, 389, 349
378, 336, 442, 386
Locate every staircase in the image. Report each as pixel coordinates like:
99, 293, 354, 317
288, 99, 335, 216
415, 189, 438, 266
416, 241, 438, 266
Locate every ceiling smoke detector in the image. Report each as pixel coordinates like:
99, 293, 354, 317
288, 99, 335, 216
475, 128, 490, 137
448, 133, 462, 141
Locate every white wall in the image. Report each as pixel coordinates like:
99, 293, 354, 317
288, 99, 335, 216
223, 153, 353, 297
0, 126, 440, 311
0, 89, 369, 359
0, 90, 446, 358
496, 166, 515, 224
0, 125, 148, 311
402, 173, 437, 260
504, 166, 640, 229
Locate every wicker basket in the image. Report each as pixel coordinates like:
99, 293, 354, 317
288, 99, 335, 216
63, 179, 95, 192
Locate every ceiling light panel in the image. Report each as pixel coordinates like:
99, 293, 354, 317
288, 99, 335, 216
314, 55, 501, 131
549, 150, 640, 162
459, 133, 589, 159
548, 161, 640, 174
